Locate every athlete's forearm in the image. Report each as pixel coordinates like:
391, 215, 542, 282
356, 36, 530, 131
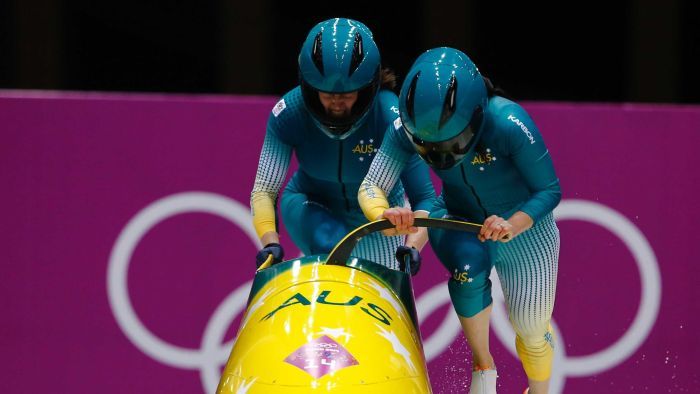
251, 191, 278, 238
358, 179, 390, 221
250, 124, 294, 238
506, 210, 534, 237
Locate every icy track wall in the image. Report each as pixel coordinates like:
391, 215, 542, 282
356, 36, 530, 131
1, 91, 698, 394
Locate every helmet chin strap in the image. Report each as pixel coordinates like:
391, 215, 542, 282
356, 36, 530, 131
310, 115, 358, 141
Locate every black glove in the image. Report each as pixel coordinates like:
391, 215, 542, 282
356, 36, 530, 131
396, 245, 421, 276
255, 243, 284, 268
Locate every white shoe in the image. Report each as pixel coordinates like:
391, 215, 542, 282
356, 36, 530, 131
469, 369, 498, 394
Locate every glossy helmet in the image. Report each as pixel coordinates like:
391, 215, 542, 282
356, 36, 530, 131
299, 18, 381, 140
399, 47, 488, 169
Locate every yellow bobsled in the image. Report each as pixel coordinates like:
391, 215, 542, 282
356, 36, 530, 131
217, 218, 480, 394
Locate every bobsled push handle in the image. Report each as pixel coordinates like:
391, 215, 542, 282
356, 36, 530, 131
326, 217, 482, 266
256, 254, 275, 272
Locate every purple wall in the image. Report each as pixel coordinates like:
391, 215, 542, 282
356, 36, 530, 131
1, 90, 698, 393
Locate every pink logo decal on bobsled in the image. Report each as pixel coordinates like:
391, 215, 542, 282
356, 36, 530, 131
284, 335, 359, 378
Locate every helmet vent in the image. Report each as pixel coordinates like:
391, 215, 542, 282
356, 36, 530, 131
439, 74, 458, 129
349, 32, 365, 77
312, 32, 324, 75
406, 72, 420, 122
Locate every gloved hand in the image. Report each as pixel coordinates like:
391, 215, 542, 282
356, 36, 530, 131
396, 245, 421, 276
255, 243, 284, 268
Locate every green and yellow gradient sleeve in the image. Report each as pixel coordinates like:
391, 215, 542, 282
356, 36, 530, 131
250, 192, 278, 238
358, 180, 390, 221
251, 131, 293, 238
358, 126, 415, 221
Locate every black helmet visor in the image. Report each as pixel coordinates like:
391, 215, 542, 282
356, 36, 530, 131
403, 106, 483, 170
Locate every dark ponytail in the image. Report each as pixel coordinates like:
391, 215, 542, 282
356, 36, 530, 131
380, 67, 398, 92
483, 76, 511, 99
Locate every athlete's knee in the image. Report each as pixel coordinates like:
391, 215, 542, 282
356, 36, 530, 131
280, 188, 306, 212
516, 329, 554, 355
510, 314, 553, 343
448, 277, 493, 318
309, 219, 346, 253
300, 202, 346, 252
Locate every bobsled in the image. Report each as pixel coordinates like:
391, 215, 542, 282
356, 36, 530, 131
217, 218, 480, 394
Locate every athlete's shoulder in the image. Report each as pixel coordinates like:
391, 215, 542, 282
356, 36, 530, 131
266, 87, 309, 145
485, 96, 527, 122
269, 86, 306, 123
484, 96, 539, 145
376, 88, 399, 106
374, 89, 402, 125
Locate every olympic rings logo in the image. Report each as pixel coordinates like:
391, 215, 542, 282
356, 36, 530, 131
108, 193, 660, 394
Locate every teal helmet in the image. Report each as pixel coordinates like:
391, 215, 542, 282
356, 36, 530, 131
399, 47, 488, 169
298, 18, 381, 140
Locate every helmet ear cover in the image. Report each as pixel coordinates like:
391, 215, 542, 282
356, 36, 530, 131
403, 106, 483, 170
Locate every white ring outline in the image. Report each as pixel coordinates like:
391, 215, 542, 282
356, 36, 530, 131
107, 192, 259, 371
552, 199, 661, 374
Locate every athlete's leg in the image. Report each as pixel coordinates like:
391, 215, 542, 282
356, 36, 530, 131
494, 213, 559, 393
429, 207, 494, 372
280, 187, 348, 255
458, 305, 494, 370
